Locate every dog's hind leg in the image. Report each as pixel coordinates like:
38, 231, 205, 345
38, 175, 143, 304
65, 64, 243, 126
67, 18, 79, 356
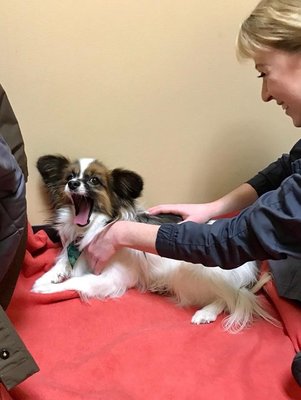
191, 300, 226, 325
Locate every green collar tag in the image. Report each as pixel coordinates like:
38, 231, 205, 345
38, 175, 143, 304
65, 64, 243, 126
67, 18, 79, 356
67, 242, 82, 268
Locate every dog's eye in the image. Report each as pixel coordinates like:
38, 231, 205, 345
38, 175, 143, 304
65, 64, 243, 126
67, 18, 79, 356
89, 177, 101, 186
66, 174, 75, 182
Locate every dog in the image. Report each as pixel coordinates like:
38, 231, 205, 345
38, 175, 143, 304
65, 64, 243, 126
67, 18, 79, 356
32, 155, 276, 332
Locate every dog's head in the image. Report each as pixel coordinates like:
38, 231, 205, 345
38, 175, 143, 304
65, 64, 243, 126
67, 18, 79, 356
37, 155, 144, 227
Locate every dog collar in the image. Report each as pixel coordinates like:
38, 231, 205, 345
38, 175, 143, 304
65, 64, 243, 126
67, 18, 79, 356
67, 241, 82, 268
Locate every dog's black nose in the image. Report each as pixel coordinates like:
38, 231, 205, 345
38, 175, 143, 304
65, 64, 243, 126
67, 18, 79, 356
68, 180, 81, 191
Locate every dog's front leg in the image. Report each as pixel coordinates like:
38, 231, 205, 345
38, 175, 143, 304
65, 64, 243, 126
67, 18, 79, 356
32, 249, 72, 291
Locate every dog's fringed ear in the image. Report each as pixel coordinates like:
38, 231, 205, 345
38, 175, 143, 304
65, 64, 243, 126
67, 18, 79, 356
111, 168, 144, 200
37, 155, 70, 185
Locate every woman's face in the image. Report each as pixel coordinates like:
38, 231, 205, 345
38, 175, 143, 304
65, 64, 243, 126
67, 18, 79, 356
254, 48, 301, 127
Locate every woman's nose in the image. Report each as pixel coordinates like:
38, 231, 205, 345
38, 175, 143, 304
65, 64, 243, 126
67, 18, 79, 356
261, 80, 273, 102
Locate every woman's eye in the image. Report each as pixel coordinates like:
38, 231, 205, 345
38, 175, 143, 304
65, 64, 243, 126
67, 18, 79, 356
257, 72, 266, 78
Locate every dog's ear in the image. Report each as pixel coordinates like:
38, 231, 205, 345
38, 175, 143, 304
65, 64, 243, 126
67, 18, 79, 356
110, 168, 143, 200
37, 155, 70, 184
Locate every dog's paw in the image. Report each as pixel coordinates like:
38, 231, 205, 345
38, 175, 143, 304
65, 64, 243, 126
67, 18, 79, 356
31, 282, 63, 294
32, 265, 72, 291
191, 309, 218, 325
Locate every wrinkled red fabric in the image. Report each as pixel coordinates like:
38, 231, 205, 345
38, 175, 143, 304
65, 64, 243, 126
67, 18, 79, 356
6, 225, 301, 400
0, 385, 14, 400
261, 260, 301, 353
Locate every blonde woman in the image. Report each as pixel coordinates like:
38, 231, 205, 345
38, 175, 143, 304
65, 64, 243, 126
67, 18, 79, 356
87, 0, 301, 382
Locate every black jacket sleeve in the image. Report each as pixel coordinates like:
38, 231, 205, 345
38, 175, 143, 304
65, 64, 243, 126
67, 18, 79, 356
156, 164, 301, 269
247, 139, 301, 196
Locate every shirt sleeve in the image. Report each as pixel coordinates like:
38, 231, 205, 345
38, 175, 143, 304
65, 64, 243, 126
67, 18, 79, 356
156, 172, 301, 268
246, 154, 291, 196
247, 138, 301, 196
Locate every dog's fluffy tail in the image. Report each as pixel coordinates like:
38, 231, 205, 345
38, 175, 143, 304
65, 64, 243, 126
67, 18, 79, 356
222, 272, 280, 333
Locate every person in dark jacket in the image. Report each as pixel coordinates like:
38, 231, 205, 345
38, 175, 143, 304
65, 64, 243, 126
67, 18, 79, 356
0, 85, 39, 392
84, 0, 301, 385
86, 0, 301, 284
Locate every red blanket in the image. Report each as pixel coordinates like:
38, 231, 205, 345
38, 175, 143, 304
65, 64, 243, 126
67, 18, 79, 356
5, 225, 301, 399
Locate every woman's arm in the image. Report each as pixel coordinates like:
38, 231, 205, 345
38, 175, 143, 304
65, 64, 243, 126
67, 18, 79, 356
148, 183, 258, 223
87, 221, 160, 274
148, 142, 301, 223
87, 173, 301, 272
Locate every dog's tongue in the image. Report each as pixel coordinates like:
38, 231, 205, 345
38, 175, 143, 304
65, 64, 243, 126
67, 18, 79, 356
74, 197, 91, 226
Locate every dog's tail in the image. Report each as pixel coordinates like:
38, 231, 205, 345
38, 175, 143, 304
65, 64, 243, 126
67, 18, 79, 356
222, 272, 280, 333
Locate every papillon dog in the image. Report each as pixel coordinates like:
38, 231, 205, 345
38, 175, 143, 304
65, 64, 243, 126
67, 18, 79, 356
32, 155, 276, 332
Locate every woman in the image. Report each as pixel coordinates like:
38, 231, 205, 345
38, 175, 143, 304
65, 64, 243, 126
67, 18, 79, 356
86, 0, 301, 384
87, 0, 301, 273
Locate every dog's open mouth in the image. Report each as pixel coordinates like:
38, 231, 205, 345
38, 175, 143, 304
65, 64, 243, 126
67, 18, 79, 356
71, 194, 94, 227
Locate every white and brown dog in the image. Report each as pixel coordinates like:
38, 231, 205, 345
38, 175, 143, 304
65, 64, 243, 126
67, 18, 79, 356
32, 155, 276, 332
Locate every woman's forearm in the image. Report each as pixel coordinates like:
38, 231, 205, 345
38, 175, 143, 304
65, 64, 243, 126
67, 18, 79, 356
113, 184, 258, 255
114, 221, 160, 255
210, 183, 258, 216
87, 220, 160, 274
88, 183, 259, 274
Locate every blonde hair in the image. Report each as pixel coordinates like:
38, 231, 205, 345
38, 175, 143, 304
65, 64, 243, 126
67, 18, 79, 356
237, 0, 301, 59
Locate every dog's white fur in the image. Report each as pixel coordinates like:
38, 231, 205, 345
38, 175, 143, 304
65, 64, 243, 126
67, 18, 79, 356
32, 156, 275, 333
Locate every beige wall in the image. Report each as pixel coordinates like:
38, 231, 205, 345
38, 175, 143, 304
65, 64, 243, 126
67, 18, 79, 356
0, 1, 298, 225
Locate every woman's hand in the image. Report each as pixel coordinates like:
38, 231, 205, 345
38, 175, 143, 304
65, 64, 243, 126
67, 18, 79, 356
85, 222, 121, 275
85, 220, 160, 275
148, 203, 218, 223
148, 184, 259, 223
